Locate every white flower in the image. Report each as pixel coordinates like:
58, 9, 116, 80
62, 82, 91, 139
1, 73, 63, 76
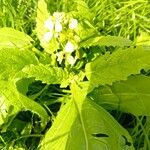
44, 17, 54, 30
43, 32, 53, 42
69, 18, 78, 29
67, 55, 76, 66
55, 21, 62, 32
64, 41, 74, 53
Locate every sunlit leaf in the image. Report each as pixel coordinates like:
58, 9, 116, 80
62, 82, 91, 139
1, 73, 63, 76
0, 80, 49, 128
0, 28, 33, 49
88, 75, 150, 116
86, 46, 150, 88
39, 84, 134, 150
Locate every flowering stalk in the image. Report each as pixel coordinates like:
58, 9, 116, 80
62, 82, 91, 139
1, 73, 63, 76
43, 12, 80, 67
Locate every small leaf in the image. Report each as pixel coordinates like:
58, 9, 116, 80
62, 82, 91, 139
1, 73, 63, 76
80, 35, 132, 48
0, 28, 33, 49
22, 64, 69, 85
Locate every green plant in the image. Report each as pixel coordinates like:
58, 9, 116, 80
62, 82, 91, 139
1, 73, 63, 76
0, 0, 150, 149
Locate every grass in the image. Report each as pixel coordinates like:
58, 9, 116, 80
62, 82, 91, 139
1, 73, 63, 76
0, 0, 150, 149
87, 0, 150, 40
0, 0, 37, 34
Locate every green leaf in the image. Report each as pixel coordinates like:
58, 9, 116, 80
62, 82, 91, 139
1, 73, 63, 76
80, 35, 132, 48
16, 78, 34, 95
136, 32, 150, 46
36, 0, 50, 50
0, 48, 38, 80
39, 84, 134, 150
85, 46, 150, 88
36, 0, 49, 37
0, 28, 33, 49
0, 80, 49, 128
88, 75, 150, 116
22, 64, 68, 85
136, 32, 150, 50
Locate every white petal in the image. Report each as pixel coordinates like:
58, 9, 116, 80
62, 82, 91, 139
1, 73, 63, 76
64, 41, 74, 53
67, 56, 76, 65
69, 18, 78, 29
55, 21, 62, 32
43, 32, 53, 42
44, 18, 54, 30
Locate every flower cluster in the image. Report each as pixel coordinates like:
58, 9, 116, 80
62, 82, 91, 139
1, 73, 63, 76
43, 12, 80, 66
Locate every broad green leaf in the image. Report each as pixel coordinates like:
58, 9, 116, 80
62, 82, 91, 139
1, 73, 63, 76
0, 28, 33, 49
80, 35, 132, 48
22, 64, 68, 85
0, 48, 38, 80
85, 46, 150, 88
0, 80, 49, 128
39, 84, 134, 150
88, 75, 150, 116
